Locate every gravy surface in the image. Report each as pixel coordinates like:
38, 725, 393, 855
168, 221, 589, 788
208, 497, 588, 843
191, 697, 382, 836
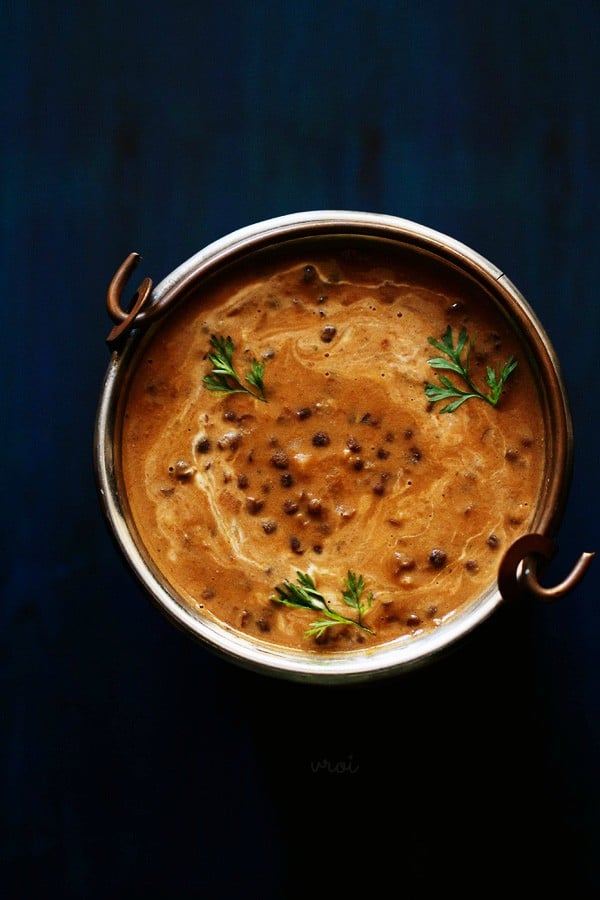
120, 240, 545, 652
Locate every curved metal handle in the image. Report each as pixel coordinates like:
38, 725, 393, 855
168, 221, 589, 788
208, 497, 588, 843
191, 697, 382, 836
498, 533, 595, 603
106, 253, 155, 349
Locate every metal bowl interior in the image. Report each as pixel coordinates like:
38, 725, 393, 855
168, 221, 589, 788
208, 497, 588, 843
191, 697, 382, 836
94, 211, 573, 684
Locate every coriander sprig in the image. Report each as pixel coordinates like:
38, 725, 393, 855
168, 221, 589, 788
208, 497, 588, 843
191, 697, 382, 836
203, 334, 267, 402
425, 326, 517, 413
272, 570, 375, 639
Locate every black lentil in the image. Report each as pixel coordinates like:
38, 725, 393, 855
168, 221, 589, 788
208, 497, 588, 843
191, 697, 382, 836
361, 412, 380, 426
270, 449, 289, 469
217, 431, 241, 451
394, 553, 416, 573
429, 548, 447, 568
307, 498, 322, 516
320, 325, 337, 343
174, 461, 195, 480
245, 497, 264, 515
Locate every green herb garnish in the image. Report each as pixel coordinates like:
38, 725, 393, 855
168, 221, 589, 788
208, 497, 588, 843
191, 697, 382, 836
203, 334, 267, 402
425, 326, 517, 413
272, 570, 375, 639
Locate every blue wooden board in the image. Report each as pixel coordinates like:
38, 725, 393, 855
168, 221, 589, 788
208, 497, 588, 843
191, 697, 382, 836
2, 1, 599, 896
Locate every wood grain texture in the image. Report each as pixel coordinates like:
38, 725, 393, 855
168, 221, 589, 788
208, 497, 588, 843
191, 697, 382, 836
1, 1, 599, 896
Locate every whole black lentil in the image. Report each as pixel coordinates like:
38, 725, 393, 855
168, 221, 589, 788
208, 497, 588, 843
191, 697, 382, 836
429, 548, 447, 568
217, 431, 241, 451
360, 412, 380, 426
307, 498, 322, 516
394, 553, 415, 572
320, 325, 337, 343
174, 461, 195, 480
245, 497, 264, 515
270, 449, 289, 469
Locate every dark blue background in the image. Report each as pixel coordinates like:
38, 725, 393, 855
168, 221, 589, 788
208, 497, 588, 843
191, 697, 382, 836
2, 1, 599, 897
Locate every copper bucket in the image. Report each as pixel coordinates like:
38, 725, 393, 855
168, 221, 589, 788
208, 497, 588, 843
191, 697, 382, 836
94, 211, 594, 683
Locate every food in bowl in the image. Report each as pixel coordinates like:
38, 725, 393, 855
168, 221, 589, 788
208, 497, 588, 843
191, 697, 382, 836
96, 212, 592, 681
118, 235, 544, 650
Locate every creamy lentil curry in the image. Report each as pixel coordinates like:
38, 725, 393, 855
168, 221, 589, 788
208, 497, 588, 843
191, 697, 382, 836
120, 238, 545, 652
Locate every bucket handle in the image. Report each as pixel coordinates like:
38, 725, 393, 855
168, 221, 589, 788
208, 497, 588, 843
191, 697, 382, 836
498, 533, 594, 602
106, 252, 156, 349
